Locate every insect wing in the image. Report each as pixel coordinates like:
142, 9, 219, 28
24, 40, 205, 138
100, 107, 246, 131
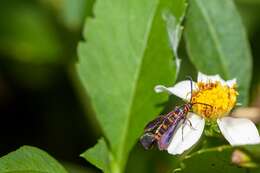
144, 116, 165, 133
158, 118, 183, 150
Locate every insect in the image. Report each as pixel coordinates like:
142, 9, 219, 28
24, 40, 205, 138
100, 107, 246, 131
140, 77, 212, 150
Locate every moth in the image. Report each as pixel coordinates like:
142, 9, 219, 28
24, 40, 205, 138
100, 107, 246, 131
140, 77, 212, 150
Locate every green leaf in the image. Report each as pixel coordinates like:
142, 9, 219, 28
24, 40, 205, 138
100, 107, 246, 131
81, 138, 110, 172
176, 145, 260, 173
63, 162, 97, 173
236, 0, 260, 5
61, 0, 95, 30
77, 0, 187, 171
242, 144, 260, 161
185, 0, 252, 105
163, 0, 187, 75
0, 146, 68, 173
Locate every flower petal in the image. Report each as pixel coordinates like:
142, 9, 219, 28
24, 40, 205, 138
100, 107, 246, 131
226, 79, 237, 87
217, 117, 260, 145
197, 71, 225, 84
154, 80, 197, 101
167, 113, 205, 155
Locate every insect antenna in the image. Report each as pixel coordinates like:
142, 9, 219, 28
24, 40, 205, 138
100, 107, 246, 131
185, 76, 213, 111
192, 102, 213, 111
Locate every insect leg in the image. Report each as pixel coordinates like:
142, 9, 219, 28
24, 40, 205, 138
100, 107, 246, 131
183, 115, 197, 130
181, 118, 187, 141
187, 119, 197, 130
181, 122, 184, 141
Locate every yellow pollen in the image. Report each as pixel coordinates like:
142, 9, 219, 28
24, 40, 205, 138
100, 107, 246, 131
191, 81, 238, 119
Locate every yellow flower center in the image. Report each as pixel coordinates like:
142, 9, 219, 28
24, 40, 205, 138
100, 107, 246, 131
191, 81, 238, 119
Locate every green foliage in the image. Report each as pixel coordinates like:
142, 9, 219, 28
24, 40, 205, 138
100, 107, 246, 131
41, 0, 95, 30
175, 145, 260, 173
204, 120, 221, 137
61, 0, 95, 30
185, 0, 252, 105
0, 146, 68, 173
77, 0, 186, 172
81, 138, 110, 172
0, 1, 62, 63
0, 0, 259, 173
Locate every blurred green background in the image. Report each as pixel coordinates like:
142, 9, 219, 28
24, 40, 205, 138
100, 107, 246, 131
0, 0, 260, 172
0, 0, 97, 172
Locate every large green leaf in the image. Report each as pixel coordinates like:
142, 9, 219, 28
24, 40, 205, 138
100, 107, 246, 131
61, 0, 95, 30
77, 0, 186, 172
185, 0, 252, 105
176, 145, 260, 173
0, 146, 68, 173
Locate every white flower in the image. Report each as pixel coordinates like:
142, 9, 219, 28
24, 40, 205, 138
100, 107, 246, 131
155, 72, 260, 155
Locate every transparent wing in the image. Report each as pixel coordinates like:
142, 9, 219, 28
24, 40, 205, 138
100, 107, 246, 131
144, 110, 177, 133
158, 118, 183, 150
144, 116, 165, 133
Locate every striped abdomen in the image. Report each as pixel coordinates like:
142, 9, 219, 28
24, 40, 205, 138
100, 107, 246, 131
154, 105, 190, 141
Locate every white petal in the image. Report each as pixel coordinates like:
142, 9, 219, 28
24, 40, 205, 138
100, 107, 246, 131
167, 113, 205, 155
197, 71, 225, 84
154, 80, 197, 101
226, 79, 237, 87
217, 117, 260, 145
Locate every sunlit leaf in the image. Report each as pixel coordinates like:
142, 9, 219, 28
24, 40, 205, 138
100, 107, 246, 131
185, 0, 252, 105
61, 0, 95, 30
77, 0, 187, 172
